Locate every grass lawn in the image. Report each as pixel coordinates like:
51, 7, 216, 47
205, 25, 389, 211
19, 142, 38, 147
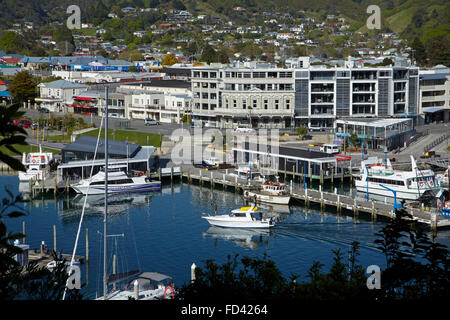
0, 144, 61, 156
47, 129, 163, 148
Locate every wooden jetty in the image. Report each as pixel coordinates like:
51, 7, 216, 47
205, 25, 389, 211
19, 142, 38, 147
179, 166, 450, 232
28, 250, 85, 270
22, 164, 450, 232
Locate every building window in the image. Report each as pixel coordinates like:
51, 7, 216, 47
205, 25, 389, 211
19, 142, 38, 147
275, 100, 279, 109
286, 100, 290, 109
233, 100, 237, 108
264, 100, 268, 109
243, 100, 247, 109
253, 100, 257, 108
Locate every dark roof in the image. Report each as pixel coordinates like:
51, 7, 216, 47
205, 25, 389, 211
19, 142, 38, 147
142, 79, 190, 89
162, 67, 192, 77
62, 135, 141, 158
242, 142, 334, 160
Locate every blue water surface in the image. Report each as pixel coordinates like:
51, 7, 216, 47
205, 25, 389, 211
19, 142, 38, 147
1, 175, 449, 299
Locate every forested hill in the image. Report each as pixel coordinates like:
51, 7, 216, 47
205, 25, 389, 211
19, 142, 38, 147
0, 0, 449, 42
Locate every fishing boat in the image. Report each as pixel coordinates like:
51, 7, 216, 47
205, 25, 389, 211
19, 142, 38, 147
202, 204, 275, 229
355, 155, 440, 200
243, 180, 291, 205
70, 165, 161, 195
18, 145, 54, 182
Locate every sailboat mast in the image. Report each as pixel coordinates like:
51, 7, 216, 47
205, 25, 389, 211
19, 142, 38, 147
103, 86, 109, 299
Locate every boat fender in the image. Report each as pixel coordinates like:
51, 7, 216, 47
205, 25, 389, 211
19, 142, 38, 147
164, 284, 175, 299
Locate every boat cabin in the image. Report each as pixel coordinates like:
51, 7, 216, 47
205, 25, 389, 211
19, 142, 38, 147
320, 144, 340, 154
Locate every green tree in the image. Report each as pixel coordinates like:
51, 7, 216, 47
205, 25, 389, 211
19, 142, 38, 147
8, 71, 37, 104
162, 53, 178, 66
426, 36, 450, 67
411, 37, 427, 66
200, 45, 217, 64
0, 31, 22, 53
296, 126, 308, 136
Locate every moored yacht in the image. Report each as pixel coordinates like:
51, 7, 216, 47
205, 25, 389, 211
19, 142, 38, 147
202, 204, 275, 229
70, 165, 161, 195
18, 145, 54, 182
244, 180, 291, 205
355, 155, 440, 200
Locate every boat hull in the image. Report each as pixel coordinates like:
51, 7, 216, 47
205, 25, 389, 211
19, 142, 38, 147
355, 181, 439, 200
202, 216, 274, 229
244, 191, 290, 205
71, 182, 161, 195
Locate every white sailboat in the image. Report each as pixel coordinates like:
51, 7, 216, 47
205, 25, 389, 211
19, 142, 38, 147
18, 145, 54, 182
355, 155, 440, 200
63, 87, 173, 301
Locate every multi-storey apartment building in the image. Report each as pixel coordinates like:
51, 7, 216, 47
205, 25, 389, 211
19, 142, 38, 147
190, 59, 420, 130
294, 62, 419, 130
191, 66, 221, 127
418, 67, 450, 124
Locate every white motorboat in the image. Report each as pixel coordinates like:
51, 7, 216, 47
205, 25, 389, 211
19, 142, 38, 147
202, 204, 275, 229
228, 165, 265, 182
18, 145, 54, 182
355, 155, 440, 200
70, 166, 161, 195
244, 180, 291, 205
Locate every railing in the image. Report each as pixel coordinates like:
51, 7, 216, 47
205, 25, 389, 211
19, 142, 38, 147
405, 129, 429, 148
424, 132, 450, 153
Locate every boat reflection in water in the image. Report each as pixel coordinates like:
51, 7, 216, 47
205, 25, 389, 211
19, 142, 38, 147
58, 192, 154, 220
203, 226, 273, 249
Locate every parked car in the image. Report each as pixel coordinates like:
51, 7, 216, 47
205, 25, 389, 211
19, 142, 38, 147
37, 107, 50, 113
300, 134, 312, 140
13, 119, 32, 128
144, 118, 160, 125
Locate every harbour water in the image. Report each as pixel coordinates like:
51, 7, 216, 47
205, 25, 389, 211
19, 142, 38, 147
2, 174, 450, 299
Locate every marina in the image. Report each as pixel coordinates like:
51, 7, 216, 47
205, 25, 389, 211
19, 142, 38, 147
15, 159, 450, 232
3, 174, 449, 299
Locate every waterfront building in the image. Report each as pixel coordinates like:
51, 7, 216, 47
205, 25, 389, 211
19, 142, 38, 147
334, 118, 414, 151
57, 136, 157, 181
191, 65, 222, 127
418, 66, 450, 124
294, 59, 419, 130
232, 141, 346, 180
190, 58, 419, 130
217, 67, 295, 129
